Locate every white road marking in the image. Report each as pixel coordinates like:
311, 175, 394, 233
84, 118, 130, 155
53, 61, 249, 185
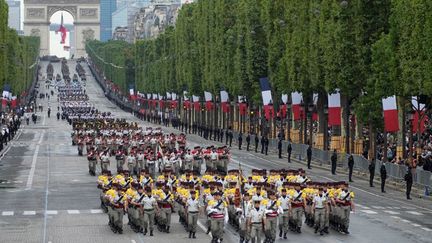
401, 219, 411, 223
411, 223, 421, 227
421, 227, 431, 232
26, 131, 45, 190
406, 211, 423, 216
90, 209, 103, 214
2, 211, 14, 216
0, 145, 12, 160
67, 210, 80, 214
356, 203, 364, 207
23, 211, 36, 215
391, 216, 401, 219
384, 210, 400, 215
372, 206, 385, 209
131, 240, 137, 243
360, 210, 378, 214
46, 210, 58, 215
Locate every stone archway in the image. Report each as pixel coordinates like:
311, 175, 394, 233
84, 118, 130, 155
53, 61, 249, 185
23, 0, 100, 58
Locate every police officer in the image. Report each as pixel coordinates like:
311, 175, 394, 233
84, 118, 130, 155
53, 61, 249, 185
369, 158, 376, 187
348, 154, 354, 182
312, 188, 328, 236
307, 144, 312, 169
331, 149, 337, 175
255, 135, 259, 153
207, 191, 228, 243
246, 133, 251, 151
186, 190, 200, 238
287, 140, 292, 163
380, 161, 387, 193
141, 187, 158, 236
238, 132, 243, 150
278, 139, 282, 159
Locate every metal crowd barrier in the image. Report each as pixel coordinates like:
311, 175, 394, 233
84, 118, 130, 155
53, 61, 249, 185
236, 132, 431, 189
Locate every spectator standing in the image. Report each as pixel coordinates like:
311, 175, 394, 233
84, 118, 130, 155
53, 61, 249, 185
260, 136, 265, 154
264, 136, 269, 155
238, 132, 243, 150
380, 161, 387, 193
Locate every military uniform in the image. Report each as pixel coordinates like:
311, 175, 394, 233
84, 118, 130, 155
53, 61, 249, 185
248, 201, 265, 243
207, 193, 228, 243
140, 190, 158, 236
186, 193, 200, 238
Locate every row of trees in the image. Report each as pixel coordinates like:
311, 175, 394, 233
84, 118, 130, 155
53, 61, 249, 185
0, 0, 40, 98
88, 0, 432, 157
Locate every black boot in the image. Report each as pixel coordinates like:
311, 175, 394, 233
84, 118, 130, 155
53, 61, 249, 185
143, 228, 147, 235
283, 232, 287, 239
279, 230, 283, 237
314, 226, 318, 234
150, 230, 153, 236
324, 227, 329, 234
117, 227, 123, 234
189, 231, 192, 238
192, 232, 196, 239
166, 226, 170, 233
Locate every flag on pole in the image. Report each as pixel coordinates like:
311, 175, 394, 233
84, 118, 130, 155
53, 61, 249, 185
328, 91, 341, 126
238, 95, 247, 116
411, 96, 427, 133
382, 96, 399, 132
183, 91, 190, 110
192, 95, 200, 111
259, 77, 274, 120
312, 93, 318, 121
220, 90, 230, 113
129, 85, 136, 101
291, 92, 303, 120
158, 94, 164, 109
204, 91, 213, 111
10, 96, 17, 109
171, 92, 178, 108
58, 13, 67, 44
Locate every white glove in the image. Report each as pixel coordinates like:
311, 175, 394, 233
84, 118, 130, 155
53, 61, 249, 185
224, 215, 229, 224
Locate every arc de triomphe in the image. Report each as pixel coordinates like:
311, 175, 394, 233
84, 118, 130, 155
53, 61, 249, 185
23, 0, 100, 57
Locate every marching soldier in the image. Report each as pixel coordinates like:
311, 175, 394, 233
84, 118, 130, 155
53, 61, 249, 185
239, 193, 251, 243
141, 186, 158, 236
289, 184, 305, 233
185, 190, 200, 238
263, 191, 282, 243
128, 185, 146, 232
106, 183, 126, 234
312, 187, 329, 236
334, 183, 355, 234
247, 197, 265, 243
126, 152, 137, 174
207, 191, 228, 243
278, 188, 290, 239
87, 146, 97, 176
157, 185, 175, 233
100, 149, 110, 171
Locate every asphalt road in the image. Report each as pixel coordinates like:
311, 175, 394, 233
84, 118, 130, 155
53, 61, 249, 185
0, 60, 430, 243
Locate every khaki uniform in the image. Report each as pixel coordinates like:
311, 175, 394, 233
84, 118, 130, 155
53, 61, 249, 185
248, 206, 265, 243
207, 199, 228, 242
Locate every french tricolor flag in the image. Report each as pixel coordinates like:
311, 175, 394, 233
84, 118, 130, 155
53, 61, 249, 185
382, 96, 399, 132
183, 91, 190, 110
238, 95, 247, 116
129, 87, 136, 101
192, 95, 200, 111
220, 90, 230, 113
328, 91, 341, 126
204, 91, 213, 111
291, 92, 303, 120
411, 96, 427, 133
280, 94, 288, 118
158, 94, 164, 109
11, 96, 17, 109
259, 77, 274, 120
171, 92, 178, 108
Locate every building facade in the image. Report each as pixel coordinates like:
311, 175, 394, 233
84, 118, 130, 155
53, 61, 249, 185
112, 0, 150, 43
100, 0, 117, 41
6, 0, 20, 31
